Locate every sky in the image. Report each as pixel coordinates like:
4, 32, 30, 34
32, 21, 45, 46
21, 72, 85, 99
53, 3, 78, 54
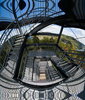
0, 0, 85, 45
0, 24, 85, 45
39, 24, 85, 45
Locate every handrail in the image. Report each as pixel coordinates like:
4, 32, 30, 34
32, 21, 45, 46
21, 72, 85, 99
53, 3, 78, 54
26, 43, 56, 47
0, 21, 17, 45
65, 52, 85, 56
0, 21, 21, 72
56, 44, 76, 63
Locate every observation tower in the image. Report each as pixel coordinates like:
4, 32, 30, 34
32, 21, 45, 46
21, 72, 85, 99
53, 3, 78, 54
0, 0, 85, 99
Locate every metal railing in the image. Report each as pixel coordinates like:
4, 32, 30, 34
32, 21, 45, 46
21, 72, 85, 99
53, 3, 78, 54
0, 21, 21, 69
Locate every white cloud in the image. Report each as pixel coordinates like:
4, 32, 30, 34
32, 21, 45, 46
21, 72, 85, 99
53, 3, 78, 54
39, 24, 61, 34
39, 24, 85, 45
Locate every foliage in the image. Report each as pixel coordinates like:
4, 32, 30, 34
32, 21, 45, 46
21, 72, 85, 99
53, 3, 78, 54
0, 41, 11, 69
0, 34, 85, 69
26, 34, 85, 68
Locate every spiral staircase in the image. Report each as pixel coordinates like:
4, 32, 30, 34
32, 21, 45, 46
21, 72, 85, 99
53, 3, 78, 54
0, 0, 85, 100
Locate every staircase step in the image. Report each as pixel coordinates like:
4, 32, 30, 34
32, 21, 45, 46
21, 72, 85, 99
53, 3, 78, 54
14, 42, 22, 46
16, 36, 24, 40
11, 47, 20, 50
1, 69, 13, 78
16, 35, 25, 37
58, 61, 68, 64
63, 64, 79, 77
5, 65, 13, 72
0, 74, 23, 89
8, 56, 18, 62
64, 65, 73, 71
15, 39, 24, 43
59, 63, 71, 67
7, 60, 16, 69
13, 45, 21, 49
67, 66, 78, 73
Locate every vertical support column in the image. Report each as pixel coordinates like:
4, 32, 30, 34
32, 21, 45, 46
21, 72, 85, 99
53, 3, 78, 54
57, 26, 64, 44
45, 0, 48, 17
12, 0, 28, 79
12, 0, 23, 34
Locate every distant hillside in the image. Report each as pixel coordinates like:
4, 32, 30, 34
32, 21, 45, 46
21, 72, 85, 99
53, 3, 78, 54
1, 34, 84, 51
35, 34, 84, 50
60, 35, 84, 50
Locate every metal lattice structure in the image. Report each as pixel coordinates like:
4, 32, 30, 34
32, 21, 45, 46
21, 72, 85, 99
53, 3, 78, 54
0, 0, 85, 100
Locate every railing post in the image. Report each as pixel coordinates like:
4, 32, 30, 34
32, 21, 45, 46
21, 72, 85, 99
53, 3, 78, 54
12, 0, 23, 35
57, 26, 64, 44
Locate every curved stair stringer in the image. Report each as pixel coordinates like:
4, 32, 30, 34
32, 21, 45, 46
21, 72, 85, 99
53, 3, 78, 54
13, 20, 80, 89
0, 34, 25, 89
